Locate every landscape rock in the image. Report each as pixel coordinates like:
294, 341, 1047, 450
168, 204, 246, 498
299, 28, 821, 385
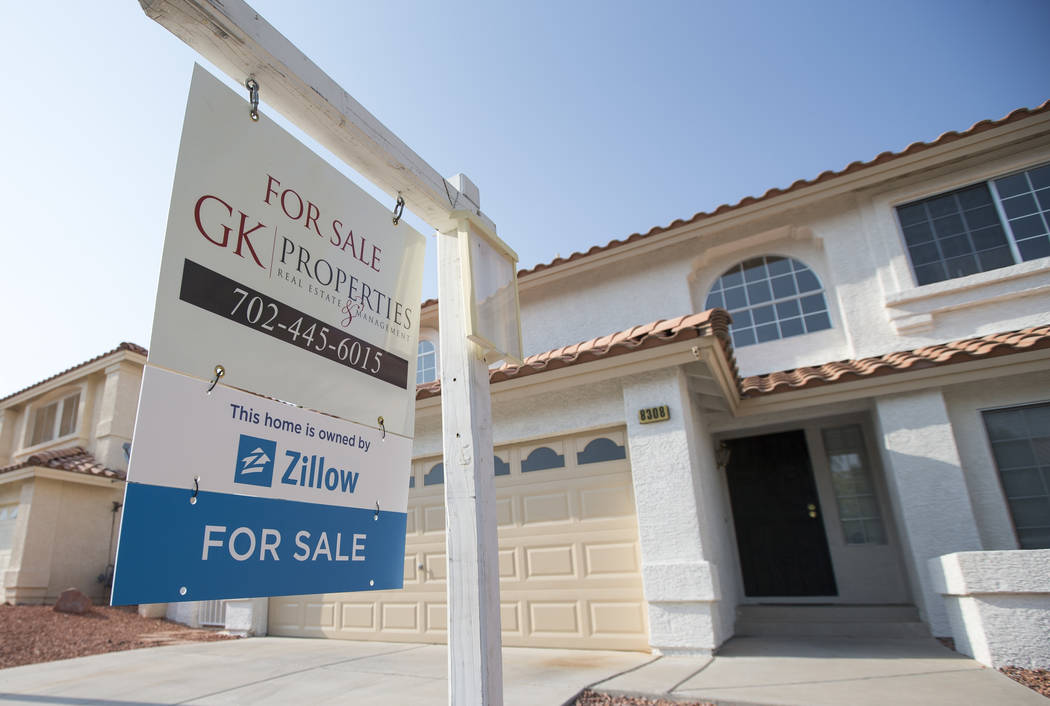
53, 588, 92, 615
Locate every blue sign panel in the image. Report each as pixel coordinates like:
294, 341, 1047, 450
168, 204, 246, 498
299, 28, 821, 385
112, 483, 407, 605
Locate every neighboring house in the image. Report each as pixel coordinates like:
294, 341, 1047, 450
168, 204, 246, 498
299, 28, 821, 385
0, 343, 145, 605
5, 101, 1049, 670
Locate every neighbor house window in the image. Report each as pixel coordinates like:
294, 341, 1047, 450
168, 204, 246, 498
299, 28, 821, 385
0, 505, 18, 551
982, 402, 1050, 549
417, 340, 437, 384
26, 392, 80, 447
896, 162, 1050, 286
822, 425, 886, 544
705, 256, 832, 348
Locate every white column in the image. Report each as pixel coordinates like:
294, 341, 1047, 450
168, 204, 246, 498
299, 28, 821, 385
874, 389, 981, 637
437, 175, 503, 706
94, 361, 142, 471
623, 368, 731, 654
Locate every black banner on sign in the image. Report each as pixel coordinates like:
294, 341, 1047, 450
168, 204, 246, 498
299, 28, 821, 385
178, 259, 408, 390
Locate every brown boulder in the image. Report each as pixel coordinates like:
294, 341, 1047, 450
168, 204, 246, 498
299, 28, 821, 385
53, 588, 93, 615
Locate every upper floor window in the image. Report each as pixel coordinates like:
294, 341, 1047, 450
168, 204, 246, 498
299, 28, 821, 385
705, 256, 832, 348
896, 162, 1050, 286
25, 392, 80, 447
417, 340, 437, 384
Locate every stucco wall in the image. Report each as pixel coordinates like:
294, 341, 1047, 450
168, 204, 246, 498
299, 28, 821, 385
944, 370, 1050, 550
46, 481, 124, 602
2, 476, 123, 604
412, 379, 626, 458
519, 243, 693, 358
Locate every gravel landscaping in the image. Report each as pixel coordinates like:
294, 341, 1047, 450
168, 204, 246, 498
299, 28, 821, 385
0, 603, 235, 670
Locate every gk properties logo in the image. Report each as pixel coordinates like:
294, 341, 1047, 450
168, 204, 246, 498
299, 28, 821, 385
234, 434, 276, 487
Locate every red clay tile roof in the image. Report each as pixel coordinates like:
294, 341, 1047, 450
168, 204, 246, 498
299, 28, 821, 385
416, 316, 1050, 402
517, 101, 1050, 279
416, 309, 735, 399
416, 100, 1050, 316
0, 343, 147, 404
740, 324, 1050, 396
0, 446, 126, 480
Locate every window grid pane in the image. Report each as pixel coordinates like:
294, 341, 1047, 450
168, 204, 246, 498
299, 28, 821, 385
897, 161, 1050, 286
984, 403, 1050, 549
995, 167, 1050, 262
708, 256, 832, 348
822, 425, 885, 545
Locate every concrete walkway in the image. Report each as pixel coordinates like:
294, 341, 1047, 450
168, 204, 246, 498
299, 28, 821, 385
595, 636, 1046, 705
0, 636, 1043, 705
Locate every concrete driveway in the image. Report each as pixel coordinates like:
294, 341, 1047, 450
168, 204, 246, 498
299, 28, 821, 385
0, 637, 652, 705
1, 635, 1043, 705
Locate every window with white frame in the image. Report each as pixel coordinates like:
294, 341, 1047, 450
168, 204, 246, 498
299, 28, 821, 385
822, 424, 886, 544
705, 255, 832, 348
25, 392, 80, 447
416, 340, 437, 384
0, 504, 18, 551
895, 162, 1050, 286
982, 402, 1050, 549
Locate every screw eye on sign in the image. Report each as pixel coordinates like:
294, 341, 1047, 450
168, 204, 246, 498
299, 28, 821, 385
112, 65, 423, 605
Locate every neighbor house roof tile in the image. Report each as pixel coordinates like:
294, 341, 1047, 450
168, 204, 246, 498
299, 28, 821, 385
0, 446, 125, 480
1, 343, 147, 404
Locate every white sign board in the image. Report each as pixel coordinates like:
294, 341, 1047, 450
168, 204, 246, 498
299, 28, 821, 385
112, 367, 412, 603
112, 65, 423, 604
149, 65, 425, 438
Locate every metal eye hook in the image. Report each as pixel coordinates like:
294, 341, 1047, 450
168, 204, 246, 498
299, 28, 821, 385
191, 476, 200, 505
378, 416, 386, 440
391, 194, 405, 225
207, 365, 225, 393
245, 77, 260, 121
374, 501, 380, 521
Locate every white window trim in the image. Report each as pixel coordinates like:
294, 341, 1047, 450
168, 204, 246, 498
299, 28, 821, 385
416, 328, 440, 385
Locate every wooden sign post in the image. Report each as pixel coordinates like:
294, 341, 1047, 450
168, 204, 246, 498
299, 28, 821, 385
140, 2, 512, 703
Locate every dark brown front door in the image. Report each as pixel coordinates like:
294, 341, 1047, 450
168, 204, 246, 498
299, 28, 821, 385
725, 430, 837, 597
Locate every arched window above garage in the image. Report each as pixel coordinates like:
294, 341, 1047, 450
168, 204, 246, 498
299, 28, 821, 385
705, 256, 832, 348
417, 340, 437, 384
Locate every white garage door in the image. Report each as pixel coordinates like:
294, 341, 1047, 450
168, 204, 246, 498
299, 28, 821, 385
269, 428, 649, 650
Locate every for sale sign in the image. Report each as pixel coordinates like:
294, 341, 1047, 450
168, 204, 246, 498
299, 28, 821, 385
111, 65, 423, 604
149, 64, 424, 438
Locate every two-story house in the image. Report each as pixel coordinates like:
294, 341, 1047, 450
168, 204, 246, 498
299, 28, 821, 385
267, 101, 1050, 669
3, 100, 1047, 670
0, 344, 144, 605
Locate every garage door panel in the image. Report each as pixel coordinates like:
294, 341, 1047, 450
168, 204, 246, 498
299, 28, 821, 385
524, 544, 576, 579
423, 504, 445, 533
590, 601, 646, 636
580, 484, 635, 520
529, 601, 581, 636
381, 602, 419, 631
269, 428, 649, 650
521, 491, 572, 525
339, 602, 376, 631
424, 551, 447, 579
585, 541, 641, 576
425, 602, 447, 631
498, 548, 518, 579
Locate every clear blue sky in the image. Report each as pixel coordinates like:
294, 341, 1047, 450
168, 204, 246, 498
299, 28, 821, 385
1, 0, 1047, 397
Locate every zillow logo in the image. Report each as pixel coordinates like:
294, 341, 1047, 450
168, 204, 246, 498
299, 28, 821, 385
234, 434, 277, 487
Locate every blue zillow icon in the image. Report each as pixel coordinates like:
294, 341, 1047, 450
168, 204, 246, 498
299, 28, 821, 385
234, 434, 277, 487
